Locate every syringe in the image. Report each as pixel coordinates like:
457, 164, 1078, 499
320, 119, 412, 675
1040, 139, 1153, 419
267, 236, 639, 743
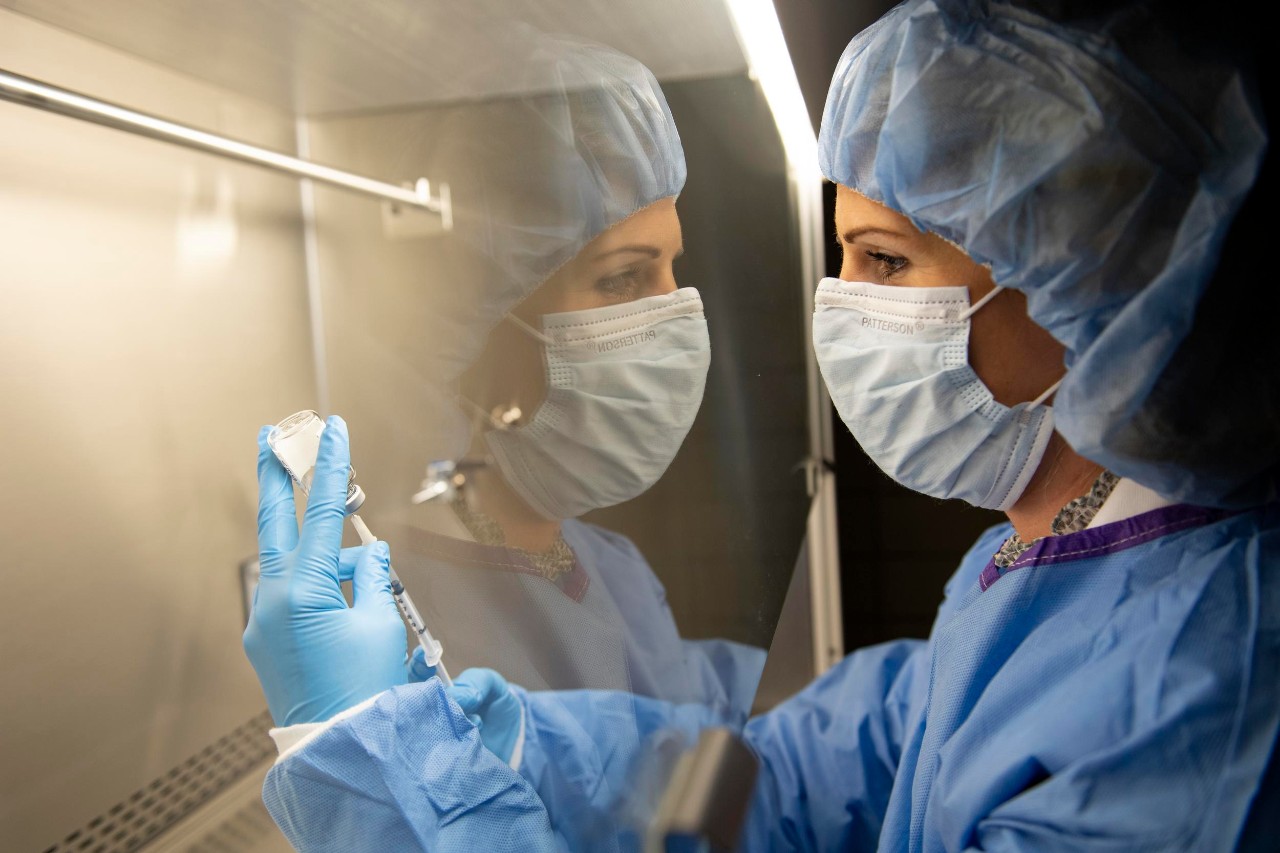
348, 513, 452, 687
267, 410, 452, 688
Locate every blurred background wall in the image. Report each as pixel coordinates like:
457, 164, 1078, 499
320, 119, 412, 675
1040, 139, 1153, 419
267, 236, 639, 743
0, 9, 315, 851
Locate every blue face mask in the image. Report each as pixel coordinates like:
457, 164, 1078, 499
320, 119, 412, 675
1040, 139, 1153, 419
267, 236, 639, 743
485, 288, 710, 520
812, 278, 1061, 511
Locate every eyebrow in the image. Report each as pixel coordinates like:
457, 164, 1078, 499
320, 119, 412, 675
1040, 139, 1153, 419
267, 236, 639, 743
593, 244, 663, 261
840, 226, 912, 243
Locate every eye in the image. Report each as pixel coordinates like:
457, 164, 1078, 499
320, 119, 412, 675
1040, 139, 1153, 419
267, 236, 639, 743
595, 268, 642, 301
865, 249, 908, 280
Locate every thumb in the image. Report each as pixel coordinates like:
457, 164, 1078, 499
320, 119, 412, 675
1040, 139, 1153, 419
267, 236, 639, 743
352, 541, 395, 611
408, 646, 438, 683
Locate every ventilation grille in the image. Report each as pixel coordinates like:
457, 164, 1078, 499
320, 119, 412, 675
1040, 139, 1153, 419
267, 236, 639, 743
41, 710, 275, 853
183, 795, 280, 853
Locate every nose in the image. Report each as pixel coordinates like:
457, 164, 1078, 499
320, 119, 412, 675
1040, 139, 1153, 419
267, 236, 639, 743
654, 262, 679, 296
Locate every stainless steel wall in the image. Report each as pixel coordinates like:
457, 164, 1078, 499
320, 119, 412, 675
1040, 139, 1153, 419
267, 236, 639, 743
0, 11, 314, 850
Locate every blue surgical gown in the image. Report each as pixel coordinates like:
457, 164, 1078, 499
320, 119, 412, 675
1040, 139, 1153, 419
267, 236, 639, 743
264, 502, 1279, 852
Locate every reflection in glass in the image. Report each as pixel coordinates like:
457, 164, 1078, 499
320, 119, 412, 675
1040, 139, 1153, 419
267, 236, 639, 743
341, 31, 767, 714
267, 26, 798, 847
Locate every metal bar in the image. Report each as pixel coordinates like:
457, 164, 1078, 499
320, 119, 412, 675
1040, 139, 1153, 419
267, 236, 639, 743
0, 67, 443, 213
790, 166, 845, 675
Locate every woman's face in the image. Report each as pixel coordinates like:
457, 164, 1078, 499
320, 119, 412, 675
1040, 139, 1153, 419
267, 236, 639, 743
463, 198, 684, 418
834, 185, 1065, 407
516, 197, 684, 318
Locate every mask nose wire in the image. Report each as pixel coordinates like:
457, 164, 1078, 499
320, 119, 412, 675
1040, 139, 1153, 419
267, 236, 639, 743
505, 312, 554, 345
957, 285, 1005, 322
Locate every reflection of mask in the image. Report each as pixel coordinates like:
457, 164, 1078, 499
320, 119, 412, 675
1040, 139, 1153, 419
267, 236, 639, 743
485, 288, 710, 520
812, 278, 1060, 511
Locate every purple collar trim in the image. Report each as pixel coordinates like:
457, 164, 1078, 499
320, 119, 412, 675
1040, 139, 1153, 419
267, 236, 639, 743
395, 526, 590, 602
978, 503, 1238, 592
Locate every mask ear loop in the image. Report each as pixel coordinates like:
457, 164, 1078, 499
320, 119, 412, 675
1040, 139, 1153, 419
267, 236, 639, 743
444, 313, 550, 433
456, 393, 523, 431
958, 284, 1063, 413
1026, 376, 1064, 412
459, 315, 552, 431
505, 312, 554, 345
958, 285, 1005, 322
458, 312, 565, 436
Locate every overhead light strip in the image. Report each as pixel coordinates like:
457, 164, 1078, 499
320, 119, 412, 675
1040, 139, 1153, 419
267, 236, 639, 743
724, 0, 821, 179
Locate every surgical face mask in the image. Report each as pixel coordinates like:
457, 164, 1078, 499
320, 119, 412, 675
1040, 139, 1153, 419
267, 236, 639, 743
484, 287, 710, 520
812, 278, 1061, 511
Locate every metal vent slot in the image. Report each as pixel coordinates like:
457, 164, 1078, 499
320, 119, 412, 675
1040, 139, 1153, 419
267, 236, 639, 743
181, 796, 280, 853
40, 711, 275, 853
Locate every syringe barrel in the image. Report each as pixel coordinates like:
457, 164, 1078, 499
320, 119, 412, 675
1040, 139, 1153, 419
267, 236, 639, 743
389, 574, 443, 661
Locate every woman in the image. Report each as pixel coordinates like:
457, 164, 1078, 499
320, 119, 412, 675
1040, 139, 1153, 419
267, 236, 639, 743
249, 1, 1278, 850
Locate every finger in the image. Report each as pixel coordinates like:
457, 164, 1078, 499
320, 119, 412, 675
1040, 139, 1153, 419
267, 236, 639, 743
407, 646, 438, 683
336, 546, 366, 583
299, 415, 350, 565
447, 685, 483, 715
257, 426, 299, 557
352, 541, 396, 612
447, 668, 504, 714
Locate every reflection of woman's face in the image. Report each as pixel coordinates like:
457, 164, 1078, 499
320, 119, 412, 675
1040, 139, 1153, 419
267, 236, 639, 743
462, 197, 684, 418
517, 197, 684, 318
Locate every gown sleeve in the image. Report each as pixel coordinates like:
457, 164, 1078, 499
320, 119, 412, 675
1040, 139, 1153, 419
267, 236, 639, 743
259, 637, 928, 853
508, 639, 928, 853
726, 527, 1008, 851
680, 636, 768, 725
261, 679, 564, 853
735, 639, 927, 852
513, 685, 728, 851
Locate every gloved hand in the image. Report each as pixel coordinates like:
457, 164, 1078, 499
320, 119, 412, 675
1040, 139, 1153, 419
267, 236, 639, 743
244, 416, 408, 726
410, 653, 525, 767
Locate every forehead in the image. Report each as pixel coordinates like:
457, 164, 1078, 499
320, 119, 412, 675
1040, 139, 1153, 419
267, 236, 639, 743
834, 185, 914, 230
587, 197, 682, 255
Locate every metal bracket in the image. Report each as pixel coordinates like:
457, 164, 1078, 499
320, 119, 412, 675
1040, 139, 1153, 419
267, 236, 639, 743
798, 455, 834, 499
382, 180, 453, 239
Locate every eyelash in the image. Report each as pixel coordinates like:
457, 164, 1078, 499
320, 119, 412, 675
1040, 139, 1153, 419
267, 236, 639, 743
596, 269, 641, 300
865, 249, 908, 279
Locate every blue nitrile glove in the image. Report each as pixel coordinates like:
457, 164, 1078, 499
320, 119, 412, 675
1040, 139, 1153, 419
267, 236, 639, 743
410, 653, 524, 767
408, 644, 440, 684
244, 416, 408, 726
